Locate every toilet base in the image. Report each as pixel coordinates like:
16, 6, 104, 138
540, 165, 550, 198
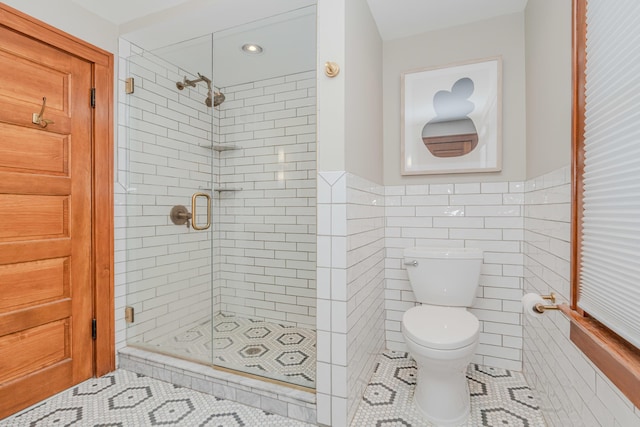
413, 363, 471, 426
405, 337, 477, 426
413, 376, 470, 426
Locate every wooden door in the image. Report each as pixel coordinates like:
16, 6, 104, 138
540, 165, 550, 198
0, 22, 94, 418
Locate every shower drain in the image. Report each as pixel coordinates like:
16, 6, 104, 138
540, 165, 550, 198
245, 347, 262, 355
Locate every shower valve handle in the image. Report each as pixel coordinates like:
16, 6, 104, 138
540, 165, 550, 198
170, 205, 192, 228
177, 211, 192, 228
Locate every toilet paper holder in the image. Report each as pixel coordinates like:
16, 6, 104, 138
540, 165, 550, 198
533, 292, 559, 313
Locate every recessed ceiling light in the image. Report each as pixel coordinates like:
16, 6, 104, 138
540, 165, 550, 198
241, 43, 263, 54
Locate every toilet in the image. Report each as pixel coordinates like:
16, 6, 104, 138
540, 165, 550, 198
402, 247, 483, 426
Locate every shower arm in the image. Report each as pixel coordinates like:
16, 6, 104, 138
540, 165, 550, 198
177, 73, 212, 90
176, 73, 224, 107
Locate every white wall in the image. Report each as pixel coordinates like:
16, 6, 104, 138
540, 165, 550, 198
524, 0, 572, 179
2, 0, 118, 53
522, 167, 640, 426
317, 0, 346, 173
383, 13, 527, 185
344, 0, 383, 185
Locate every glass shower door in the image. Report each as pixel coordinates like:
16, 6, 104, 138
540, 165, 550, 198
122, 35, 216, 365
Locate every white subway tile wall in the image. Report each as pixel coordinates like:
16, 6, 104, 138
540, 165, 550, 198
116, 40, 216, 355
316, 172, 386, 427
522, 166, 640, 426
385, 180, 525, 371
216, 71, 317, 329
345, 174, 386, 424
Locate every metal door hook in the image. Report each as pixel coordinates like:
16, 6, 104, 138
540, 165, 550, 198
32, 97, 55, 128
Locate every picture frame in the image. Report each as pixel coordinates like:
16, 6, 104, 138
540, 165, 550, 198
401, 57, 502, 175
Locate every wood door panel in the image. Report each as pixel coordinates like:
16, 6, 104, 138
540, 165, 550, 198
0, 25, 72, 74
0, 98, 71, 134
0, 172, 71, 196
0, 258, 68, 311
0, 49, 69, 113
0, 195, 68, 241
0, 299, 71, 336
0, 319, 69, 384
0, 25, 72, 133
0, 359, 73, 418
0, 123, 68, 176
0, 239, 70, 264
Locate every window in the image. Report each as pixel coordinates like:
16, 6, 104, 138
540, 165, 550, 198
571, 0, 640, 408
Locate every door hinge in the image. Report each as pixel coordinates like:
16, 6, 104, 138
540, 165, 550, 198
125, 306, 135, 323
90, 88, 96, 108
92, 318, 97, 340
125, 77, 135, 94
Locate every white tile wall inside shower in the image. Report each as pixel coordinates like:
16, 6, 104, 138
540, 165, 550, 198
116, 39, 217, 350
385, 180, 525, 371
522, 166, 640, 427
215, 71, 317, 329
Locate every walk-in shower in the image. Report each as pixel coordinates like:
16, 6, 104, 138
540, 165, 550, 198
120, 7, 317, 392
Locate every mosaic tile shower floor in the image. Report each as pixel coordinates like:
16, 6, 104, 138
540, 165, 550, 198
145, 314, 316, 389
0, 350, 546, 426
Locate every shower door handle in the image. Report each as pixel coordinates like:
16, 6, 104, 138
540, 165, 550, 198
191, 192, 211, 230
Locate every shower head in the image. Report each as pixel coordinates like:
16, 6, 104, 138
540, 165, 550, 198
205, 90, 225, 108
213, 91, 225, 107
176, 73, 222, 107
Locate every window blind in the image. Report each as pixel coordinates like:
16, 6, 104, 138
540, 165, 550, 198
579, 0, 640, 349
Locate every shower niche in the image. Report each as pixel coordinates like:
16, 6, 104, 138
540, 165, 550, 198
120, 6, 317, 393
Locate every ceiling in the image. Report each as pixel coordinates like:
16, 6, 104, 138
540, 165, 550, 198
367, 0, 528, 40
70, 0, 528, 42
69, 0, 528, 87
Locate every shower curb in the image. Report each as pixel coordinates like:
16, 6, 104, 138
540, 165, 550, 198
118, 346, 317, 424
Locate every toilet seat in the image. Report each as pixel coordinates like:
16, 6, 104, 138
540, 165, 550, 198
402, 305, 479, 350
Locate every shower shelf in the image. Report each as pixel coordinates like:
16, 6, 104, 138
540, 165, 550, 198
216, 187, 242, 192
200, 143, 240, 152
199, 187, 242, 193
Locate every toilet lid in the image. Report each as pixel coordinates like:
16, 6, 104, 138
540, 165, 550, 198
403, 305, 479, 350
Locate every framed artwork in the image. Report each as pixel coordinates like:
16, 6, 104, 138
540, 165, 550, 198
401, 57, 502, 175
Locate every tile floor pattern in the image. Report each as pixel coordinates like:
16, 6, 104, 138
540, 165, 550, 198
146, 314, 316, 389
0, 350, 546, 427
351, 350, 546, 427
0, 370, 313, 427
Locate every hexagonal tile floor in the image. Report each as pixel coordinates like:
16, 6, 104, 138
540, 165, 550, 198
351, 350, 547, 427
0, 370, 311, 427
1, 351, 547, 427
146, 314, 316, 388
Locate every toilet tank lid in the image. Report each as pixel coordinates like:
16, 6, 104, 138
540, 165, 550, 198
403, 247, 483, 259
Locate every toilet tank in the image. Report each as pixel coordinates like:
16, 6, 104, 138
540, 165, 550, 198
403, 247, 483, 307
